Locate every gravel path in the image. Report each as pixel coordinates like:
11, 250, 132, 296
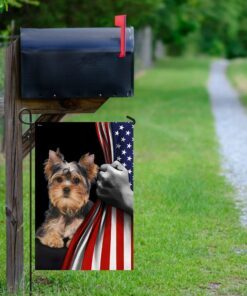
208, 60, 247, 227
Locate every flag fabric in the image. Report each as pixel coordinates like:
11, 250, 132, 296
111, 122, 134, 190
62, 122, 134, 270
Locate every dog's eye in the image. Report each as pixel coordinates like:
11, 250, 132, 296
56, 177, 63, 183
73, 177, 80, 184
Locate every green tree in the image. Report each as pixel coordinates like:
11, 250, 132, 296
154, 0, 200, 55
1, 0, 247, 57
197, 0, 245, 57
153, 0, 247, 57
0, 0, 161, 31
0, 0, 38, 12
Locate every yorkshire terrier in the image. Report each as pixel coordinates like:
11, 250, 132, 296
36, 148, 98, 248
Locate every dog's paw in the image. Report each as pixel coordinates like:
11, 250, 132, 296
39, 234, 64, 248
66, 239, 72, 248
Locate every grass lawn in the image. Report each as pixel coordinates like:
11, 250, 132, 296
228, 58, 247, 106
0, 58, 247, 295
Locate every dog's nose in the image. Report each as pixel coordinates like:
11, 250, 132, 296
63, 187, 70, 195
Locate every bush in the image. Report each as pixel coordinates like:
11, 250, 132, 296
208, 40, 226, 57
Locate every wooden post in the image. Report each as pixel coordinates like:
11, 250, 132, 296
4, 39, 109, 292
5, 41, 23, 292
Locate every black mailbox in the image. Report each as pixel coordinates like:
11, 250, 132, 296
20, 27, 134, 99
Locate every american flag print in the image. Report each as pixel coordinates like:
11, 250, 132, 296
62, 122, 134, 270
111, 123, 134, 190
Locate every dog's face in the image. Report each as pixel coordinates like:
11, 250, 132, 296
44, 149, 98, 215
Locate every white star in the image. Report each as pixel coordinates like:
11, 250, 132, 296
127, 156, 132, 161
122, 150, 126, 155
127, 143, 132, 149
121, 137, 126, 142
117, 156, 121, 161
119, 125, 124, 130
116, 144, 121, 149
126, 130, 130, 136
128, 169, 132, 174
115, 131, 119, 136
123, 163, 127, 167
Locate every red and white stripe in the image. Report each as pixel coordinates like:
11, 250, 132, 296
62, 123, 133, 270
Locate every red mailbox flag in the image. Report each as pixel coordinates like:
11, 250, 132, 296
115, 15, 126, 58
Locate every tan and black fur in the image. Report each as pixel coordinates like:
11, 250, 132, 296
36, 149, 98, 248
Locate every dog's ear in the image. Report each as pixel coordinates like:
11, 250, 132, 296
55, 148, 64, 162
79, 153, 98, 182
44, 148, 64, 179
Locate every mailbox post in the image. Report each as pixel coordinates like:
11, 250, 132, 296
5, 16, 134, 292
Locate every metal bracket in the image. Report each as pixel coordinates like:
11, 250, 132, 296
18, 108, 33, 126
126, 115, 136, 125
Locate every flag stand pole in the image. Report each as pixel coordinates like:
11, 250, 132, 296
19, 108, 33, 295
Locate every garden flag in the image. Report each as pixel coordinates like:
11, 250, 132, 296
35, 122, 134, 270
62, 122, 134, 270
